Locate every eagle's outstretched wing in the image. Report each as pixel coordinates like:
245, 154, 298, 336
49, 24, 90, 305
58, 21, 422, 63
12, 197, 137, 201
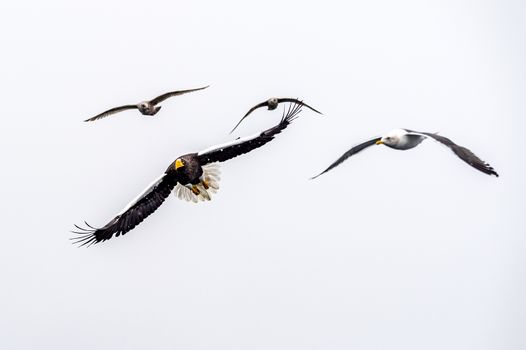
199, 103, 303, 165
72, 170, 179, 247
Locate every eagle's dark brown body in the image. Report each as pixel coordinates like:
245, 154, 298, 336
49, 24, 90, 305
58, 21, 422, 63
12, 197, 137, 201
171, 153, 203, 185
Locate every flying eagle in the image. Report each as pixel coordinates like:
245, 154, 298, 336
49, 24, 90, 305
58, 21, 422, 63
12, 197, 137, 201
230, 97, 321, 133
312, 128, 499, 179
84, 85, 209, 122
72, 103, 303, 246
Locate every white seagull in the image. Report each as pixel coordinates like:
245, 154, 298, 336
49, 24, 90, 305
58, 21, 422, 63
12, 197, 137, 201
312, 128, 499, 179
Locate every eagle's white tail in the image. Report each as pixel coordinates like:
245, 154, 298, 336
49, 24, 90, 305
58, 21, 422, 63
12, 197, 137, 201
173, 163, 221, 203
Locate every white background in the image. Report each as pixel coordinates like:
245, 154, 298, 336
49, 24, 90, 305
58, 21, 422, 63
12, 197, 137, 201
0, 0, 524, 349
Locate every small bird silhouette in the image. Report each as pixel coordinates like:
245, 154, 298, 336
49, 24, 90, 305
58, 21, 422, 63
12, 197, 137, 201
84, 85, 209, 122
230, 97, 321, 133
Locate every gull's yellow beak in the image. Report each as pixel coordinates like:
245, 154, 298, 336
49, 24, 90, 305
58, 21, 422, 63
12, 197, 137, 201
376, 140, 384, 145
175, 159, 184, 170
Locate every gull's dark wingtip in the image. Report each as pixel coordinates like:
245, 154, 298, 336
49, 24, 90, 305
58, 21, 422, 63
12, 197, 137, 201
309, 171, 325, 180
310, 106, 323, 115
228, 124, 239, 135
293, 98, 322, 115
478, 161, 499, 177
192, 85, 210, 92
489, 167, 499, 177
229, 120, 243, 135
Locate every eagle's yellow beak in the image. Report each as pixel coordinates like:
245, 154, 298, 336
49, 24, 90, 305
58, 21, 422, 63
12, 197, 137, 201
376, 140, 384, 145
175, 159, 184, 170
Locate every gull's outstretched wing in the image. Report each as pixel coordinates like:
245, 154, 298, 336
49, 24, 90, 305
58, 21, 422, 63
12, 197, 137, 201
149, 85, 209, 105
84, 105, 138, 122
407, 130, 499, 177
311, 137, 381, 179
277, 98, 322, 115
229, 101, 269, 134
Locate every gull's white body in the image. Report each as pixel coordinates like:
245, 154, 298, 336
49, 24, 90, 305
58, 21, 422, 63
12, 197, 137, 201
381, 129, 426, 150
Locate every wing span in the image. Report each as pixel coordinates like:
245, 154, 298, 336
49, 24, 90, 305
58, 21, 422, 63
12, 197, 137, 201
408, 131, 499, 177
149, 85, 209, 105
84, 105, 138, 122
277, 98, 322, 115
311, 137, 381, 179
230, 98, 321, 134
198, 103, 303, 165
71, 170, 179, 247
229, 101, 269, 134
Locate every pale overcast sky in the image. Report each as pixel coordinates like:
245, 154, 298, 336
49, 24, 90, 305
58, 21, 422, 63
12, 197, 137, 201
0, 0, 525, 349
